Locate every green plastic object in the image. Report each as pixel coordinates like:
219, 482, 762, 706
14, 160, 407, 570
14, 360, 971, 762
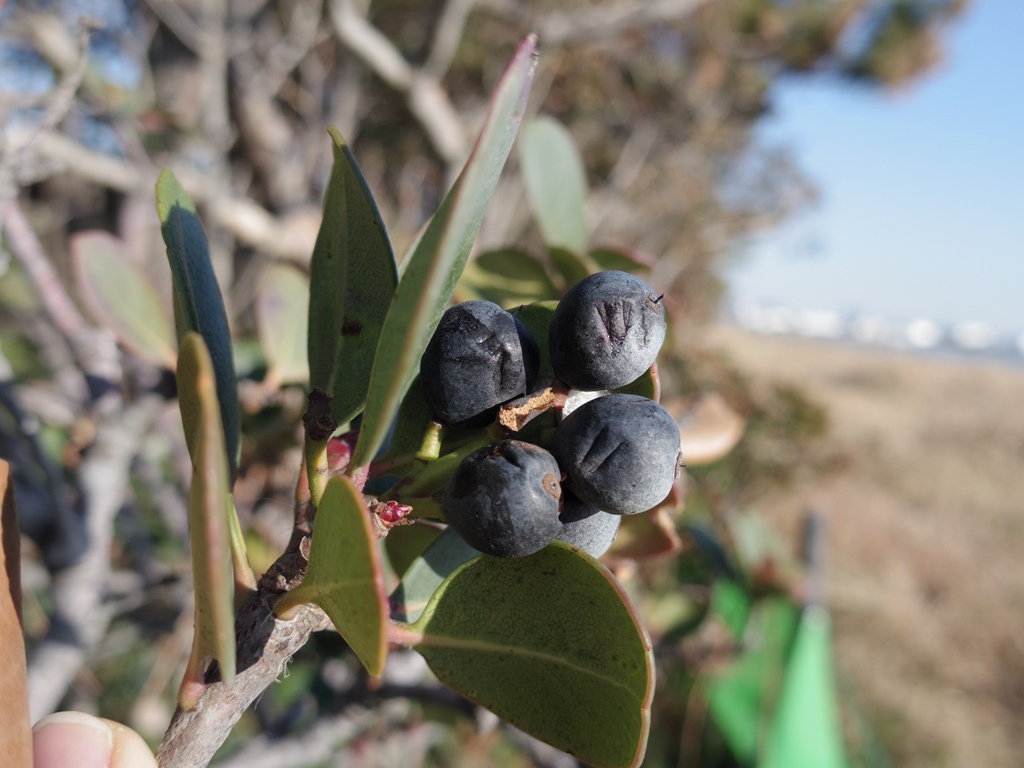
761, 606, 849, 768
705, 597, 798, 765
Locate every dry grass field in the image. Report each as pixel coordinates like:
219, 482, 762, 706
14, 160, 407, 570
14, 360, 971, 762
703, 326, 1024, 768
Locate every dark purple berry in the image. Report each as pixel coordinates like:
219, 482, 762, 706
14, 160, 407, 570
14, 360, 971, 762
421, 301, 535, 424
556, 492, 620, 558
551, 393, 680, 515
549, 271, 666, 391
442, 440, 563, 557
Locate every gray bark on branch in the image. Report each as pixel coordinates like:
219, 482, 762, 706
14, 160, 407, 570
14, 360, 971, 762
5, 128, 317, 262
26, 393, 165, 720
155, 550, 333, 768
329, 0, 468, 169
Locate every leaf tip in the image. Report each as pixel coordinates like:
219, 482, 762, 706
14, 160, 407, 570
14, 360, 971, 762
518, 34, 540, 100
326, 125, 347, 149
155, 167, 180, 201
156, 166, 175, 187
155, 167, 198, 222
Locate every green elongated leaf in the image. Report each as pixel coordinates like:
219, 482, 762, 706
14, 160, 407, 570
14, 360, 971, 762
71, 230, 177, 369
375, 374, 435, 465
176, 333, 236, 701
350, 35, 538, 472
390, 527, 479, 623
705, 597, 799, 765
157, 169, 240, 480
508, 300, 557, 384
458, 248, 560, 307
405, 542, 653, 768
256, 262, 310, 385
384, 427, 496, 502
761, 607, 848, 768
548, 246, 597, 291
375, 374, 499, 472
285, 475, 388, 676
589, 247, 656, 275
521, 116, 589, 254
383, 522, 442, 580
226, 496, 257, 597
232, 336, 267, 380
308, 128, 399, 426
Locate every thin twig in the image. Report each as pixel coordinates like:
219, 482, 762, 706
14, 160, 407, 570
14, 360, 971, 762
16, 317, 90, 421
802, 507, 825, 608
259, 0, 324, 95
26, 393, 165, 720
0, 17, 94, 199
34, 23, 96, 136
0, 197, 123, 411
6, 128, 316, 261
198, 0, 237, 294
199, 0, 233, 150
0, 199, 86, 339
155, 554, 333, 768
530, 0, 711, 46
233, 51, 312, 210
423, 0, 477, 79
329, 0, 467, 168
330, 0, 413, 89
211, 701, 410, 768
143, 0, 205, 53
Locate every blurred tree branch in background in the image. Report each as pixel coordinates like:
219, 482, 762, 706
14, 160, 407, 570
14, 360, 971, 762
1, 0, 966, 313
0, 0, 966, 757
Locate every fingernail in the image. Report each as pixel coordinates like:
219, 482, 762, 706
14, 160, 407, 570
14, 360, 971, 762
33, 712, 113, 768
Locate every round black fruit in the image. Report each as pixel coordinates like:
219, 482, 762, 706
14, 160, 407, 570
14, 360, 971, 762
548, 270, 666, 391
556, 492, 620, 558
442, 440, 563, 558
551, 393, 680, 515
421, 300, 535, 424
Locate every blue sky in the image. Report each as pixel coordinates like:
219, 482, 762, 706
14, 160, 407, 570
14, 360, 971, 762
726, 0, 1024, 335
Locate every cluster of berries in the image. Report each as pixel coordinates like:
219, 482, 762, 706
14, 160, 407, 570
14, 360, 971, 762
419, 271, 682, 559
